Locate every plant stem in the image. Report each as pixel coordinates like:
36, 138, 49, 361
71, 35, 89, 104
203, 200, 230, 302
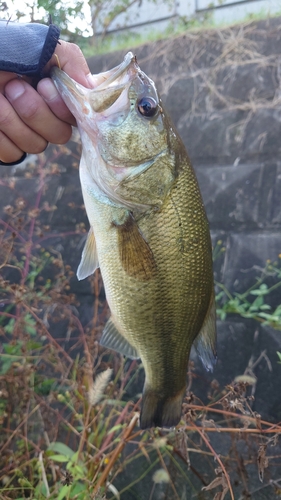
92, 413, 139, 494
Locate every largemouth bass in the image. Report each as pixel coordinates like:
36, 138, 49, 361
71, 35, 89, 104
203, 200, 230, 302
51, 52, 216, 429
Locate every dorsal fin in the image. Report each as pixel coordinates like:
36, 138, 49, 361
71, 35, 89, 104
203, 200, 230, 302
100, 317, 139, 359
77, 227, 99, 280
193, 289, 217, 371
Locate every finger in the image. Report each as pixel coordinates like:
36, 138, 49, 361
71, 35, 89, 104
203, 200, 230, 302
0, 92, 47, 154
46, 41, 92, 88
0, 130, 24, 163
0, 72, 17, 93
5, 79, 73, 145
37, 78, 76, 126
54, 42, 110, 89
0, 72, 32, 93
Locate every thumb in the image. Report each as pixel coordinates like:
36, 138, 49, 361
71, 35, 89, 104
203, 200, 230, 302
44, 40, 93, 89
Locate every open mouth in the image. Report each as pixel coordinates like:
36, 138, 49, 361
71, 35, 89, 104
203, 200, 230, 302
51, 52, 139, 115
94, 52, 136, 90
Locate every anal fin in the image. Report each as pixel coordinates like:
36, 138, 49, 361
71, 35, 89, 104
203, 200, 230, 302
193, 289, 217, 371
114, 212, 157, 281
100, 317, 139, 359
77, 227, 99, 280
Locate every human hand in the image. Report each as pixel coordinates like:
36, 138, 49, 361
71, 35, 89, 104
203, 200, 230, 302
0, 41, 93, 164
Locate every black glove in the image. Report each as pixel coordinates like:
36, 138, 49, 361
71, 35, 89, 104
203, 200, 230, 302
0, 20, 60, 77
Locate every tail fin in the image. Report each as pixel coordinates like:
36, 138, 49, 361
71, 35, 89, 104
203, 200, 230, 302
140, 387, 185, 429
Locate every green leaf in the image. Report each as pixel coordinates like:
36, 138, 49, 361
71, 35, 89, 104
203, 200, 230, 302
34, 481, 48, 497
251, 295, 264, 309
57, 485, 72, 500
217, 310, 226, 321
18, 477, 33, 488
273, 305, 281, 315
4, 318, 15, 334
108, 424, 124, 434
50, 454, 69, 462
24, 317, 37, 336
67, 465, 85, 479
0, 342, 23, 374
70, 482, 87, 497
257, 312, 272, 320
3, 342, 23, 355
0, 359, 13, 375
259, 304, 271, 310
26, 340, 42, 351
258, 312, 279, 321
47, 442, 75, 459
250, 284, 268, 296
34, 377, 57, 396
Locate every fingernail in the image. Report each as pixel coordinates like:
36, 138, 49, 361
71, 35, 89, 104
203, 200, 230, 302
5, 80, 25, 100
38, 78, 59, 101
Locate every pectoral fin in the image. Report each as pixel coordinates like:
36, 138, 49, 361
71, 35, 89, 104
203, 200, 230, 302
114, 213, 157, 281
193, 289, 217, 371
77, 227, 99, 280
100, 317, 139, 359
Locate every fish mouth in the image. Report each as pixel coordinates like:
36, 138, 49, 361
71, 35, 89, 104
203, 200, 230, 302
51, 66, 84, 100
51, 54, 163, 211
51, 52, 139, 115
94, 52, 136, 90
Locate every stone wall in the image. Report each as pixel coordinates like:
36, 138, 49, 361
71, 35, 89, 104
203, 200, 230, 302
86, 17, 281, 422
1, 16, 281, 498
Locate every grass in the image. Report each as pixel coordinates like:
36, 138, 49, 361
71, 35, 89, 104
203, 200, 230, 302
2, 13, 281, 497
214, 241, 281, 330
1, 137, 281, 499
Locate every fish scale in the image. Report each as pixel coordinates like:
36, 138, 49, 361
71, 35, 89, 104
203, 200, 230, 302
51, 52, 216, 429
90, 149, 213, 401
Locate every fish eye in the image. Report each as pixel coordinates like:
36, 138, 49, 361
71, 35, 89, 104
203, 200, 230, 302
137, 97, 158, 118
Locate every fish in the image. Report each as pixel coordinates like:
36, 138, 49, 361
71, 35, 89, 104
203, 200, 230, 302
51, 52, 217, 429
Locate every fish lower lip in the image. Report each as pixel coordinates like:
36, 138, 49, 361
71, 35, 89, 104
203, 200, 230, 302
51, 67, 84, 98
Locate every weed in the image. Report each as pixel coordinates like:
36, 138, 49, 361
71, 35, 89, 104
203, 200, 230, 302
2, 16, 281, 493
0, 140, 281, 499
215, 256, 281, 330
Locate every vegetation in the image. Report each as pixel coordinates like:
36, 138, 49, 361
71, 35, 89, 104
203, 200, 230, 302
1, 5, 281, 498
3, 0, 281, 54
214, 241, 281, 331
0, 136, 281, 499
3, 0, 175, 45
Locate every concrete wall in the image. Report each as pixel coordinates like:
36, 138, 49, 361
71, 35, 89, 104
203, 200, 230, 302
2, 16, 281, 497
101, 0, 280, 36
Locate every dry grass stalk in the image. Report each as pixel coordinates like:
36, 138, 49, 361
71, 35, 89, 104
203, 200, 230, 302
88, 368, 113, 406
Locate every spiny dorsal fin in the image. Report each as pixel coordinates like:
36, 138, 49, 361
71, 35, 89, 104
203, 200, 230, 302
100, 317, 139, 359
77, 227, 99, 281
193, 289, 217, 371
114, 213, 157, 281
